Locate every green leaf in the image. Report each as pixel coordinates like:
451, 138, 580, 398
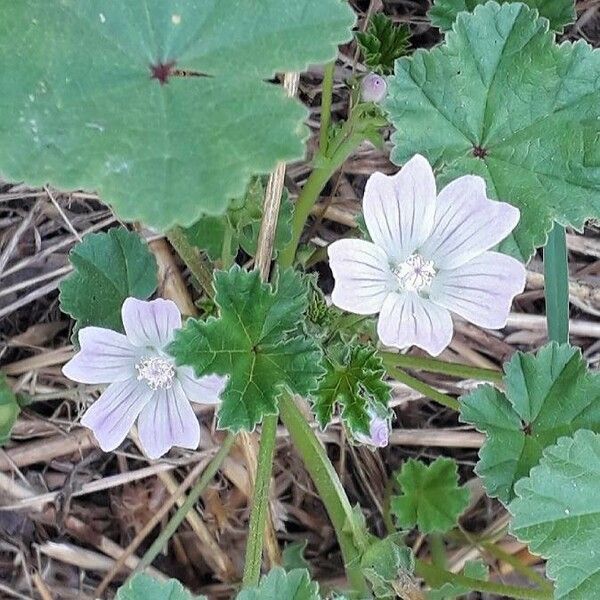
59, 228, 157, 335
184, 216, 229, 262
282, 541, 312, 574
0, 375, 20, 445
116, 573, 206, 600
510, 430, 600, 599
386, 2, 600, 261
0, 1, 355, 230
313, 341, 391, 436
461, 342, 600, 504
391, 458, 469, 533
170, 266, 324, 431
427, 560, 489, 600
236, 568, 320, 600
356, 13, 410, 75
428, 0, 575, 32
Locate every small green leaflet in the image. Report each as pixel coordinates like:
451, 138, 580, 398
170, 267, 324, 431
427, 561, 489, 600
0, 375, 20, 445
461, 342, 600, 504
237, 568, 320, 600
391, 458, 469, 534
59, 228, 157, 336
116, 573, 206, 600
356, 13, 410, 75
313, 341, 391, 436
428, 0, 575, 32
386, 2, 600, 261
282, 541, 312, 574
510, 430, 600, 599
184, 178, 292, 262
0, 0, 355, 230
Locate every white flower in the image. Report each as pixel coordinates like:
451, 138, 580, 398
328, 155, 526, 356
63, 297, 226, 459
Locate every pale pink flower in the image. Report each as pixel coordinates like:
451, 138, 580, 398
354, 415, 390, 448
63, 298, 226, 459
361, 73, 387, 103
328, 155, 526, 356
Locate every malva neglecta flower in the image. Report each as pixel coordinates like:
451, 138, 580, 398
361, 72, 387, 103
354, 414, 390, 448
63, 297, 226, 459
328, 154, 526, 356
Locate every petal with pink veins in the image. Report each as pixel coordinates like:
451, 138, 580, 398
377, 291, 453, 356
328, 239, 395, 315
363, 154, 436, 262
122, 297, 182, 349
420, 175, 519, 269
430, 251, 526, 329
81, 378, 153, 452
137, 381, 200, 459
177, 367, 226, 404
63, 327, 138, 384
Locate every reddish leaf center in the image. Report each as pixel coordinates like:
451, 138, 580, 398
472, 145, 488, 159
150, 61, 176, 85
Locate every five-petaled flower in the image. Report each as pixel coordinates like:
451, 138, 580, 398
328, 155, 526, 356
63, 297, 226, 459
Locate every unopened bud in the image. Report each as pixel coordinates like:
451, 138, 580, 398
355, 415, 389, 448
360, 73, 387, 103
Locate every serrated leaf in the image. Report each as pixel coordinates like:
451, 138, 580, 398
427, 560, 488, 600
510, 430, 600, 599
184, 216, 229, 262
170, 267, 324, 431
236, 568, 320, 600
0, 375, 20, 446
0, 0, 355, 230
461, 342, 600, 504
313, 342, 391, 436
386, 2, 600, 261
356, 13, 410, 75
116, 573, 206, 600
282, 541, 312, 574
391, 458, 469, 534
428, 0, 575, 32
59, 228, 157, 335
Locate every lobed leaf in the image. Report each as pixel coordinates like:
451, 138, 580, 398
461, 342, 600, 504
170, 267, 324, 431
236, 568, 320, 600
59, 228, 157, 336
510, 430, 600, 599
116, 573, 206, 600
429, 0, 575, 32
386, 2, 600, 261
391, 458, 469, 534
0, 0, 355, 229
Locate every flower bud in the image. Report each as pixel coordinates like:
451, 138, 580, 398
355, 415, 390, 448
360, 72, 387, 103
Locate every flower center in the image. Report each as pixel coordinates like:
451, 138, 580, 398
135, 356, 176, 390
392, 253, 436, 293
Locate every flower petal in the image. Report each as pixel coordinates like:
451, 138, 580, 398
377, 292, 453, 356
363, 154, 436, 262
177, 367, 226, 404
137, 381, 200, 459
81, 379, 153, 452
355, 416, 390, 448
328, 239, 395, 315
63, 327, 138, 384
122, 297, 182, 349
430, 251, 526, 329
420, 175, 520, 269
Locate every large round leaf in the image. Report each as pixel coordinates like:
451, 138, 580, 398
0, 0, 355, 229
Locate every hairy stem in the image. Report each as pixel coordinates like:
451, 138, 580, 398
167, 226, 214, 299
544, 222, 569, 344
379, 351, 502, 383
384, 363, 460, 411
242, 415, 278, 586
279, 393, 369, 595
319, 62, 335, 152
416, 560, 553, 599
130, 433, 236, 578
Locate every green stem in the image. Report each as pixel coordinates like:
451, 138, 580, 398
319, 62, 335, 153
131, 433, 235, 577
544, 222, 569, 344
167, 226, 215, 299
279, 394, 369, 595
380, 352, 502, 383
429, 534, 447, 570
221, 225, 235, 269
385, 364, 460, 411
416, 560, 553, 600
242, 414, 278, 587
